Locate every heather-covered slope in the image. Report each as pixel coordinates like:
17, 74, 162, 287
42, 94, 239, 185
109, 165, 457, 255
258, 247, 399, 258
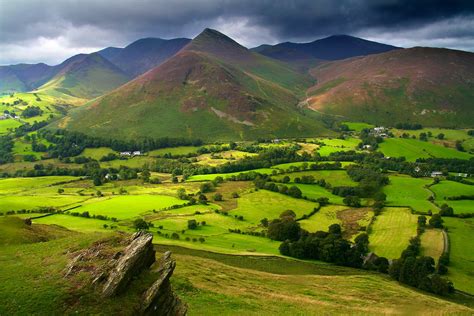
306, 47, 474, 127
60, 29, 331, 140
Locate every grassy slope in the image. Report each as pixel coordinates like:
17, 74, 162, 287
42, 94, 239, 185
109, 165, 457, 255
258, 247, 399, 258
168, 249, 473, 315
444, 217, 474, 294
420, 229, 445, 261
369, 207, 418, 259
36, 53, 129, 100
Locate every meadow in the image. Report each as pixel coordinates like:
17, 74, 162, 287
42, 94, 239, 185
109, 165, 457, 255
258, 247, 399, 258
369, 207, 418, 259
384, 175, 435, 212
443, 217, 474, 294
378, 138, 473, 161
430, 180, 474, 214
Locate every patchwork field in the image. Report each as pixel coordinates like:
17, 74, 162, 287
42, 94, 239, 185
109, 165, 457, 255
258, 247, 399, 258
430, 180, 474, 214
378, 138, 473, 161
384, 175, 435, 212
369, 207, 418, 259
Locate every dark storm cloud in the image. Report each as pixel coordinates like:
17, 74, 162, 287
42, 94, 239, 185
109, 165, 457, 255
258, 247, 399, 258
0, 0, 473, 65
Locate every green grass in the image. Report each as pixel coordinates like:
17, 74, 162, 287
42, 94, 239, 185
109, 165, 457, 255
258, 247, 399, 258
342, 121, 375, 132
273, 170, 357, 187
149, 146, 200, 156
384, 175, 435, 212
299, 205, 346, 232
369, 207, 418, 259
187, 168, 276, 181
169, 249, 473, 315
99, 156, 157, 169
0, 176, 79, 194
444, 217, 474, 294
430, 180, 474, 214
379, 138, 473, 161
70, 195, 188, 219
229, 190, 317, 225
0, 119, 22, 134
81, 147, 117, 160
33, 214, 114, 233
290, 183, 344, 204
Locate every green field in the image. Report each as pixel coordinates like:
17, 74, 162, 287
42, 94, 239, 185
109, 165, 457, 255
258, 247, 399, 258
229, 190, 317, 225
291, 183, 344, 204
384, 175, 435, 212
187, 168, 276, 181
149, 146, 200, 156
0, 119, 22, 134
71, 195, 187, 219
81, 147, 117, 160
299, 205, 345, 232
379, 138, 473, 161
273, 170, 357, 187
369, 207, 418, 259
430, 180, 474, 214
342, 121, 375, 132
444, 217, 474, 294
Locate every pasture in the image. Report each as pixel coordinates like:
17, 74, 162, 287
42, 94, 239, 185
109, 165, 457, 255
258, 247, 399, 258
273, 170, 357, 187
384, 175, 435, 212
369, 207, 418, 259
229, 190, 317, 225
444, 217, 474, 294
378, 138, 472, 161
430, 180, 474, 214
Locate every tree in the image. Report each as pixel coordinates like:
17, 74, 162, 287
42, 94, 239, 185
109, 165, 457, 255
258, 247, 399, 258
437, 133, 445, 140
177, 188, 188, 200
198, 194, 208, 204
171, 232, 180, 240
343, 195, 361, 207
316, 197, 329, 206
260, 218, 269, 227
417, 215, 427, 227
439, 204, 454, 217
288, 186, 302, 198
280, 210, 296, 219
133, 218, 149, 230
57, 188, 64, 194
213, 193, 223, 201
429, 214, 444, 228
200, 182, 214, 193
455, 140, 465, 152
267, 217, 301, 241
93, 176, 102, 186
141, 167, 151, 182
282, 175, 290, 183
187, 219, 198, 229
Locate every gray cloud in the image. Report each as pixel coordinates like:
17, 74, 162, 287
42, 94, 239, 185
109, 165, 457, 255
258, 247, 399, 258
0, 0, 473, 65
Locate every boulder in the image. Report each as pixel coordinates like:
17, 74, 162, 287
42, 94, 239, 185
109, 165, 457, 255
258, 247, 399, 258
102, 231, 156, 297
141, 251, 187, 316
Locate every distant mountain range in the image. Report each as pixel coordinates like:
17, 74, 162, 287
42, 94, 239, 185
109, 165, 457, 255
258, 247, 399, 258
2, 28, 474, 137
252, 35, 400, 62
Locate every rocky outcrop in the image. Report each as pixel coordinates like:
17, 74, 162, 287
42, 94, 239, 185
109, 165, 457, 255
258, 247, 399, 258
64, 231, 187, 315
102, 231, 156, 297
142, 251, 187, 316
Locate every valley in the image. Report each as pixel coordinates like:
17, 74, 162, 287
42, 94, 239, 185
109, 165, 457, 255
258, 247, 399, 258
1, 26, 474, 315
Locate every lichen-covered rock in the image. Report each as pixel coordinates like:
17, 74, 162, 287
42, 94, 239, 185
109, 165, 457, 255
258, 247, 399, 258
142, 251, 187, 316
102, 231, 156, 297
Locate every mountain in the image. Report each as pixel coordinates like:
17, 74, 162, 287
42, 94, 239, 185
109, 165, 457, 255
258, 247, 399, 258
60, 28, 332, 140
35, 53, 130, 99
0, 63, 57, 94
305, 47, 474, 127
103, 38, 191, 77
254, 35, 400, 62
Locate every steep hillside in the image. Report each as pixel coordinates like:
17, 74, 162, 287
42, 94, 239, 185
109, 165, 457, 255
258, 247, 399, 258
35, 53, 130, 99
60, 29, 330, 140
105, 38, 191, 77
306, 47, 474, 127
254, 35, 399, 62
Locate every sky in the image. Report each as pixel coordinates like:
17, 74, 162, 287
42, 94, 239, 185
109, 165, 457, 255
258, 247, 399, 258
1, 0, 473, 65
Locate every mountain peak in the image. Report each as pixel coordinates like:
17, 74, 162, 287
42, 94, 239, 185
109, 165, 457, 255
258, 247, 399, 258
183, 28, 250, 62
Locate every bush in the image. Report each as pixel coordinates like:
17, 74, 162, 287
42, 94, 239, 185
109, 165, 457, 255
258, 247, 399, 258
213, 193, 223, 201
188, 219, 198, 229
133, 218, 149, 230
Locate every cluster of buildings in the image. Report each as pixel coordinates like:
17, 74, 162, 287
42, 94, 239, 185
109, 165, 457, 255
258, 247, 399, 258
119, 151, 142, 157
